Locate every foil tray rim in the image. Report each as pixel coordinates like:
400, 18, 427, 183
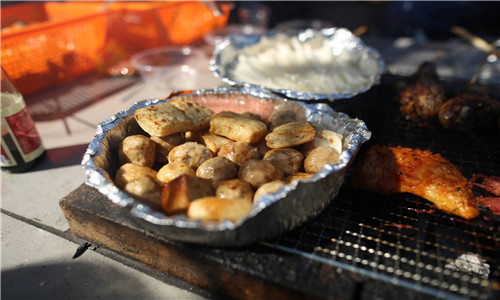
209, 27, 385, 101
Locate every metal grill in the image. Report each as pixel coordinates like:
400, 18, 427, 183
263, 75, 500, 299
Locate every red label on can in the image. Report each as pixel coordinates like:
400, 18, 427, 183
5, 107, 42, 155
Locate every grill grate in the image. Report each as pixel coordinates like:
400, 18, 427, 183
263, 75, 500, 299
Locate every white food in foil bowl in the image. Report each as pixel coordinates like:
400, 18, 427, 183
210, 28, 385, 101
81, 87, 371, 246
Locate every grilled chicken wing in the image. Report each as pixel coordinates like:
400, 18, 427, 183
350, 145, 479, 220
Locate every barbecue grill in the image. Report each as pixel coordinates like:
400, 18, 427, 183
60, 74, 499, 299
262, 75, 500, 299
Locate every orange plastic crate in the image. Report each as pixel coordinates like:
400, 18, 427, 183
1, 2, 108, 95
104, 1, 231, 54
0, 1, 230, 96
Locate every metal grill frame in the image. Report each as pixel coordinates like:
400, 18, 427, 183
262, 75, 500, 300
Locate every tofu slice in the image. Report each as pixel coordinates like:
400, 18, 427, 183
134, 101, 214, 137
170, 100, 214, 132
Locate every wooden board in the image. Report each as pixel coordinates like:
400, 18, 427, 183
60, 183, 428, 300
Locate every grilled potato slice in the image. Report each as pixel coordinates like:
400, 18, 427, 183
304, 146, 340, 173
253, 180, 286, 202
209, 111, 267, 144
201, 132, 232, 155
168, 142, 213, 170
216, 179, 254, 203
238, 159, 284, 189
118, 135, 156, 167
263, 148, 304, 176
161, 175, 214, 215
187, 196, 252, 222
156, 161, 195, 184
218, 141, 259, 167
302, 129, 343, 155
265, 121, 315, 149
196, 157, 238, 188
115, 163, 158, 189
124, 176, 162, 209
151, 133, 184, 164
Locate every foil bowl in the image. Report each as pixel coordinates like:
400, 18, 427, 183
210, 28, 385, 101
82, 87, 371, 246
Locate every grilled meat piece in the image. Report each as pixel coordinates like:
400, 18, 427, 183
399, 81, 445, 123
438, 91, 500, 131
350, 145, 479, 220
398, 62, 445, 125
471, 173, 500, 196
476, 197, 500, 215
471, 173, 500, 215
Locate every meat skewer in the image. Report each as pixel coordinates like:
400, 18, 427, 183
450, 26, 500, 57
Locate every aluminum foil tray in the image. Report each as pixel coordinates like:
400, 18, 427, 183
210, 28, 385, 101
81, 87, 371, 246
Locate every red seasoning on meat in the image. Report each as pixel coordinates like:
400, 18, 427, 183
350, 145, 479, 220
471, 173, 500, 215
